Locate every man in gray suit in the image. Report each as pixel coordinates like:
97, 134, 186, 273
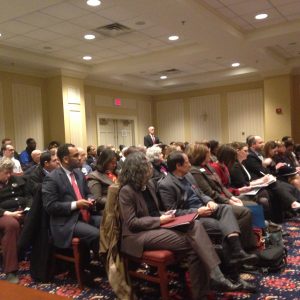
42, 143, 100, 253
158, 151, 257, 267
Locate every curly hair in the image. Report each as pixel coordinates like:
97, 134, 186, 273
118, 152, 152, 191
0, 157, 14, 171
146, 146, 162, 163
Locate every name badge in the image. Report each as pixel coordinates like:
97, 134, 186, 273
200, 168, 206, 172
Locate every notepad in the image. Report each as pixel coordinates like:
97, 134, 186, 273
161, 212, 199, 229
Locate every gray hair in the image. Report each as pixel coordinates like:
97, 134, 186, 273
119, 151, 152, 191
0, 157, 14, 171
146, 146, 162, 163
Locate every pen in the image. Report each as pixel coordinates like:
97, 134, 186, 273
260, 171, 266, 176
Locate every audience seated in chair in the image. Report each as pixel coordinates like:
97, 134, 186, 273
87, 148, 118, 213
42, 143, 100, 269
244, 136, 300, 221
118, 151, 243, 300
26, 151, 59, 197
0, 157, 32, 283
19, 138, 37, 171
158, 151, 258, 291
1, 144, 23, 176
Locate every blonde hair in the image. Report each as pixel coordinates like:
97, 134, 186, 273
0, 157, 14, 171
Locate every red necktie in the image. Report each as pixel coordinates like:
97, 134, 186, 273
70, 172, 90, 222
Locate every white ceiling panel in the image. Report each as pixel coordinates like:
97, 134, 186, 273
24, 29, 63, 42
0, 20, 37, 34
1, 0, 300, 93
228, 1, 272, 15
41, 2, 90, 20
69, 13, 112, 29
16, 12, 63, 28
279, 2, 300, 16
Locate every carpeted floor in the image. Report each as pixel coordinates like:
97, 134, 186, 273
1, 216, 300, 299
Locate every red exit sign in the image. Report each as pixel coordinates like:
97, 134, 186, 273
115, 98, 121, 106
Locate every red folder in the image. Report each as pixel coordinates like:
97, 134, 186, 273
161, 213, 199, 229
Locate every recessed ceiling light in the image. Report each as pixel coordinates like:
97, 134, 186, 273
83, 56, 92, 60
86, 0, 101, 7
255, 13, 268, 20
84, 34, 95, 40
168, 35, 179, 41
160, 75, 167, 80
231, 62, 240, 67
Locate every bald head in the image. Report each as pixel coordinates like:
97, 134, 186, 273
148, 126, 155, 135
31, 149, 41, 164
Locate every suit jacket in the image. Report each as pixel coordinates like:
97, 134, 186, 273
190, 165, 232, 204
42, 167, 93, 248
229, 161, 251, 188
243, 149, 269, 180
26, 165, 46, 197
87, 170, 115, 210
119, 181, 161, 257
144, 134, 160, 148
158, 172, 211, 216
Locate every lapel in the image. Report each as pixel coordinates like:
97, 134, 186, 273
185, 173, 203, 198
58, 168, 75, 197
249, 149, 261, 162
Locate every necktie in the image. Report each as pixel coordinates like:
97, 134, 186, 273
151, 135, 155, 144
70, 172, 90, 222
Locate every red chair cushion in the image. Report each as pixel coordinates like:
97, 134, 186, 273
142, 250, 175, 262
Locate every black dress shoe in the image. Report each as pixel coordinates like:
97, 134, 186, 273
210, 277, 242, 292
229, 250, 258, 266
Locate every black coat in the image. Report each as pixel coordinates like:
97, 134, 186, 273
0, 175, 32, 216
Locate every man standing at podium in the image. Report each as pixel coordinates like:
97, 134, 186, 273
144, 126, 160, 148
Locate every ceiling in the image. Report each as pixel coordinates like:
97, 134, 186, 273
1, 0, 300, 94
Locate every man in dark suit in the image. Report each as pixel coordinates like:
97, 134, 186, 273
144, 126, 160, 148
158, 152, 257, 270
26, 151, 59, 197
244, 136, 300, 218
42, 144, 100, 253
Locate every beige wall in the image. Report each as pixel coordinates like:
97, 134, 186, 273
264, 75, 292, 141
292, 75, 300, 143
0, 71, 47, 151
84, 85, 152, 146
153, 81, 264, 143
0, 70, 297, 148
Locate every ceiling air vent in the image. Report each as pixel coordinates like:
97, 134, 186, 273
160, 68, 182, 75
94, 23, 133, 37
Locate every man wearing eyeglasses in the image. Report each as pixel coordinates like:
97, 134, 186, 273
1, 145, 23, 175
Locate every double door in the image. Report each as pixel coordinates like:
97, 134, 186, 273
97, 118, 134, 147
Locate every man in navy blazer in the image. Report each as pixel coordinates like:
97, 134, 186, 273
42, 143, 100, 253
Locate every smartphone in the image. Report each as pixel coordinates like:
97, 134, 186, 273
164, 209, 176, 215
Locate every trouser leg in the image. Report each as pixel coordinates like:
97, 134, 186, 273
231, 205, 256, 250
212, 204, 240, 237
0, 216, 20, 273
143, 225, 219, 299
